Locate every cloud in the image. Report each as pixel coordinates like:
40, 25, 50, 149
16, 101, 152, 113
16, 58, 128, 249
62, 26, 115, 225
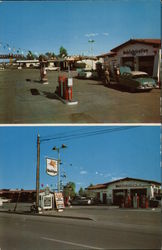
103, 32, 109, 36
103, 173, 112, 178
76, 182, 83, 185
80, 170, 87, 175
85, 33, 98, 37
111, 176, 124, 181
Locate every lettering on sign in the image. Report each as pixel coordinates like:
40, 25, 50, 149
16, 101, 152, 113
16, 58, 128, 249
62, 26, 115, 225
54, 192, 64, 210
123, 49, 148, 56
44, 197, 52, 207
116, 183, 147, 188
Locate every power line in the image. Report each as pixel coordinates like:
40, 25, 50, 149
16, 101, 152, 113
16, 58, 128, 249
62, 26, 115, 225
40, 126, 140, 143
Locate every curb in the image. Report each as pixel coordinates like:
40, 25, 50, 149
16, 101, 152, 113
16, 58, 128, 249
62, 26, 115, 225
0, 210, 93, 221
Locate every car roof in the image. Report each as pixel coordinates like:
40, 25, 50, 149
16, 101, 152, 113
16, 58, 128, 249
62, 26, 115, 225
131, 71, 148, 76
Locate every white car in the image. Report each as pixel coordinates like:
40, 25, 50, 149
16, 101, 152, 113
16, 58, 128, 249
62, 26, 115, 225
45, 66, 60, 71
78, 69, 98, 79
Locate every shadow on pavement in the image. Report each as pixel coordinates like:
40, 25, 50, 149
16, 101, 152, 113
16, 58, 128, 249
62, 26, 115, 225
30, 88, 40, 95
42, 91, 59, 100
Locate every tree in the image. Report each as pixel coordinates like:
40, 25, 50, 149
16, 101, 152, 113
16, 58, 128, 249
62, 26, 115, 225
39, 54, 47, 61
59, 46, 68, 58
26, 51, 35, 60
63, 181, 76, 199
78, 187, 85, 197
45, 52, 56, 60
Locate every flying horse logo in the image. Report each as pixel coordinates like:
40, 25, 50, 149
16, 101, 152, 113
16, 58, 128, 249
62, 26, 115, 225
46, 158, 58, 176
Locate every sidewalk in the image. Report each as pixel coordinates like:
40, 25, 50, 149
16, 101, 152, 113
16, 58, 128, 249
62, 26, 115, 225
41, 207, 93, 221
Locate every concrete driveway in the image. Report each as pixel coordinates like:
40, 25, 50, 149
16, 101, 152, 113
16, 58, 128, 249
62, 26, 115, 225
0, 69, 160, 123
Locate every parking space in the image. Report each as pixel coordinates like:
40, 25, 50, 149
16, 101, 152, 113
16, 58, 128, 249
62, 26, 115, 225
0, 69, 160, 123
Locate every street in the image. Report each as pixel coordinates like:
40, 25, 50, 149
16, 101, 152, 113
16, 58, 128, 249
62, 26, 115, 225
0, 69, 160, 123
0, 207, 161, 249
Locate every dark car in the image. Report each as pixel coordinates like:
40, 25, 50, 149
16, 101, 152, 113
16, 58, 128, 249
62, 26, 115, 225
70, 196, 93, 205
118, 66, 157, 92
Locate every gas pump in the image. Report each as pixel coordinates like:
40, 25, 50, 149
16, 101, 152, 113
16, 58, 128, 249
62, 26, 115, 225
133, 193, 139, 208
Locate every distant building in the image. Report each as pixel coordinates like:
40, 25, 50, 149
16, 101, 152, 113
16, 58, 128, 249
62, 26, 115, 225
16, 59, 39, 68
0, 189, 36, 202
87, 177, 161, 208
97, 39, 161, 82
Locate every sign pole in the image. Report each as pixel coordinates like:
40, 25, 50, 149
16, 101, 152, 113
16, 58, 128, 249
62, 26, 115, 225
58, 149, 60, 193
36, 134, 40, 211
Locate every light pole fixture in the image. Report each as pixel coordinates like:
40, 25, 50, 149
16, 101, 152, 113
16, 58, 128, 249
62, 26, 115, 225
52, 144, 67, 192
88, 39, 95, 56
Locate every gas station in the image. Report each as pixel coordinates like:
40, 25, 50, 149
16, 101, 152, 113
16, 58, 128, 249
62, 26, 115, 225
87, 177, 161, 208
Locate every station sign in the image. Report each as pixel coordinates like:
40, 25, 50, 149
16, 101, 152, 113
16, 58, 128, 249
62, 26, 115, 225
54, 192, 64, 210
46, 158, 58, 176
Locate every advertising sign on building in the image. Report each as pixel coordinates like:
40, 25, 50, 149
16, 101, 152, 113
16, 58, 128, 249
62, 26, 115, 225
54, 192, 64, 210
46, 158, 58, 176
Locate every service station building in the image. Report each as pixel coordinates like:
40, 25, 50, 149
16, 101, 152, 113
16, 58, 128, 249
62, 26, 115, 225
97, 39, 161, 82
87, 177, 161, 208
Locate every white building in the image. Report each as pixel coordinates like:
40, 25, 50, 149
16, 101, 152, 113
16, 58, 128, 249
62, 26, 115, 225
97, 39, 161, 82
87, 177, 161, 208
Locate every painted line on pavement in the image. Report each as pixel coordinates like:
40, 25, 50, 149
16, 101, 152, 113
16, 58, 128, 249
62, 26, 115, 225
41, 236, 104, 250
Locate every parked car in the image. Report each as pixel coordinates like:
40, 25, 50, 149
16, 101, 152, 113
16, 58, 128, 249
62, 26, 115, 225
118, 66, 157, 92
77, 68, 98, 79
70, 196, 94, 205
45, 66, 60, 71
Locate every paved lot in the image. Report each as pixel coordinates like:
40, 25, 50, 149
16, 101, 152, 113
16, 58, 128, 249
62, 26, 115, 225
0, 69, 160, 123
0, 206, 161, 249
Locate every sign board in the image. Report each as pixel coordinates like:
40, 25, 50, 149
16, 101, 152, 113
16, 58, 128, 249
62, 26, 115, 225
68, 78, 73, 87
46, 158, 58, 176
54, 192, 64, 210
44, 196, 52, 208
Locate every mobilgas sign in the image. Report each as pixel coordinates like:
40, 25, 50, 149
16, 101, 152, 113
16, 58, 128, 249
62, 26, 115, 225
116, 183, 148, 188
123, 49, 148, 56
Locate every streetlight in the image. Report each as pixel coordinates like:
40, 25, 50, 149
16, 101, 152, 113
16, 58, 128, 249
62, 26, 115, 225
88, 39, 95, 69
52, 144, 67, 192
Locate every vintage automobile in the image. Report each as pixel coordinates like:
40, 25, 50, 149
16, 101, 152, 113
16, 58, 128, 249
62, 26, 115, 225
45, 66, 60, 71
77, 68, 98, 79
118, 66, 157, 92
70, 196, 94, 205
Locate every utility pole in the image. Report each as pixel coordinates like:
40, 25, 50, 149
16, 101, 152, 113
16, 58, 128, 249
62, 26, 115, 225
36, 134, 40, 211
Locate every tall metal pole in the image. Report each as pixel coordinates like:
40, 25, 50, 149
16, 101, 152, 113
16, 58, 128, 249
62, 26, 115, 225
57, 149, 60, 193
36, 134, 40, 210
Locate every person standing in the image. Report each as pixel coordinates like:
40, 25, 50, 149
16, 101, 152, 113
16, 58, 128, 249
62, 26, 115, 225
104, 68, 110, 85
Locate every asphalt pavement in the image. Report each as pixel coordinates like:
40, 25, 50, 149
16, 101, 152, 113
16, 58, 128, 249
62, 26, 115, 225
0, 69, 160, 123
0, 204, 161, 249
0, 206, 161, 250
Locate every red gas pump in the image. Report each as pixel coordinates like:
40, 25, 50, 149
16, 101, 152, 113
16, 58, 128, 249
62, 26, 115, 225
125, 195, 131, 208
58, 76, 67, 98
66, 78, 73, 101
141, 195, 149, 208
56, 75, 78, 105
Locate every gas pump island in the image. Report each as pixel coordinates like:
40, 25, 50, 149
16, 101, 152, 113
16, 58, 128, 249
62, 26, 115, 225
55, 74, 78, 105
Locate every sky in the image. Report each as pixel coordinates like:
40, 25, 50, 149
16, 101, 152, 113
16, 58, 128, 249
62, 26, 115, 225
0, 126, 160, 192
0, 0, 161, 56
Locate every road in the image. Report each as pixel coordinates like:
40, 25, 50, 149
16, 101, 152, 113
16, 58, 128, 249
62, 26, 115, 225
0, 69, 160, 123
0, 208, 161, 250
